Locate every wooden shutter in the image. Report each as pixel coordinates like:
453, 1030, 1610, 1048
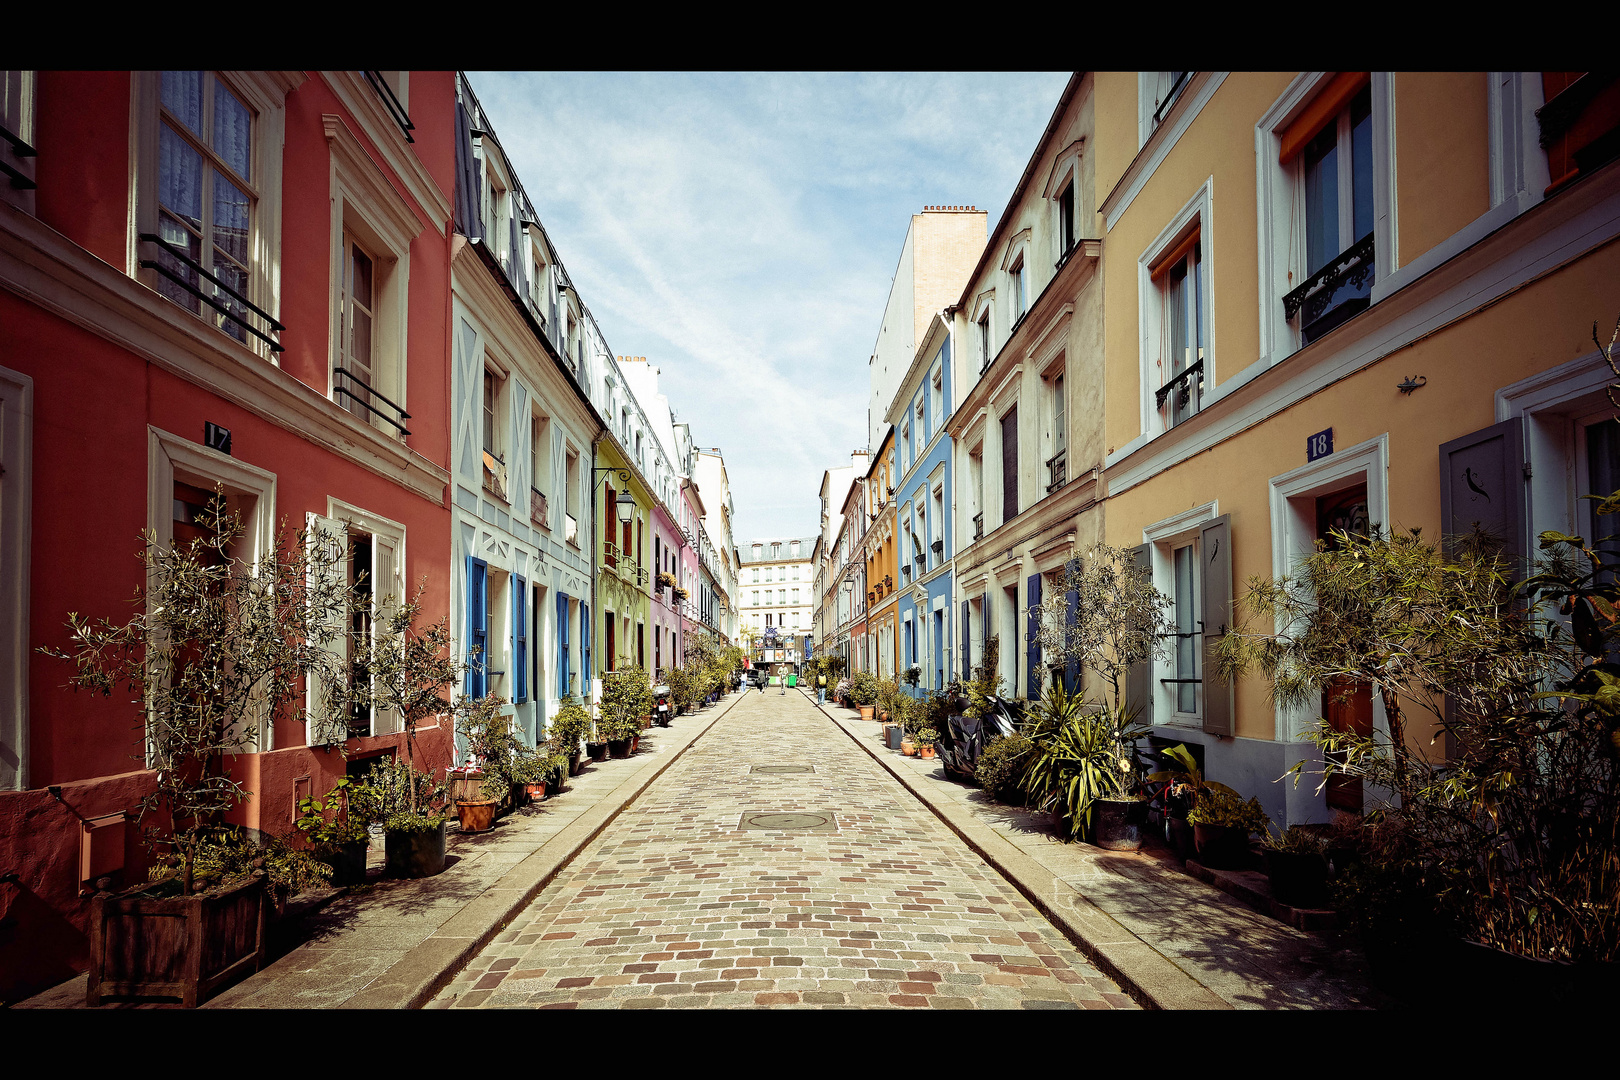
466, 557, 488, 699
1439, 418, 1527, 577
1063, 557, 1081, 694
1026, 572, 1042, 699
1200, 515, 1233, 737
371, 532, 403, 736
1002, 405, 1019, 524
961, 598, 970, 680
582, 601, 591, 690
306, 514, 349, 746
513, 574, 528, 703
1127, 544, 1152, 725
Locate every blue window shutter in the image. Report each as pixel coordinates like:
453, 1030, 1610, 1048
1026, 572, 1042, 699
1064, 558, 1080, 695
556, 592, 569, 698
467, 558, 488, 698
514, 575, 527, 703
582, 602, 591, 689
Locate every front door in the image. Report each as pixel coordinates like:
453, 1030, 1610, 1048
1318, 483, 1373, 814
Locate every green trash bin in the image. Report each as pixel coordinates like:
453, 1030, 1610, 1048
788, 673, 797, 687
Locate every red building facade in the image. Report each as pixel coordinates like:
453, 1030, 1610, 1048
0, 71, 457, 1000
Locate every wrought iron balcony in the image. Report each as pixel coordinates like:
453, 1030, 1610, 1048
138, 232, 284, 353
531, 487, 548, 529
363, 71, 416, 143
1283, 232, 1375, 344
972, 512, 984, 542
482, 449, 507, 500
1155, 358, 1204, 429
335, 366, 412, 436
1046, 450, 1067, 494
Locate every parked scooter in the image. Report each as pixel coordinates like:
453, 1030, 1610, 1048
935, 691, 1019, 784
653, 682, 673, 726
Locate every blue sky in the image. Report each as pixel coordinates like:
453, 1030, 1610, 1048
465, 71, 1072, 545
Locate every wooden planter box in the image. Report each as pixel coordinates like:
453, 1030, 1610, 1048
87, 872, 267, 1007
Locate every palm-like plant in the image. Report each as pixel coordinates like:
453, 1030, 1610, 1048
1022, 683, 1149, 839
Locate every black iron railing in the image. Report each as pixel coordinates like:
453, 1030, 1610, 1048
1046, 450, 1067, 493
139, 232, 284, 352
1283, 232, 1375, 333
1, 120, 36, 190
334, 366, 411, 435
363, 71, 416, 143
1155, 358, 1204, 423
1153, 72, 1192, 127
972, 512, 984, 542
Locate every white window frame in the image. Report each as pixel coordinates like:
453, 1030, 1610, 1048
974, 292, 995, 373
1140, 72, 1191, 147
0, 364, 33, 789
1255, 72, 1396, 370
323, 113, 418, 440
1139, 179, 1213, 440
148, 425, 277, 751
326, 497, 407, 738
130, 71, 292, 362
1143, 500, 1219, 730
482, 357, 510, 502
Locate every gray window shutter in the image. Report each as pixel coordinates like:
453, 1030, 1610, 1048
1026, 572, 1042, 699
1127, 544, 1152, 725
1001, 405, 1019, 524
1439, 417, 1526, 577
1200, 515, 1233, 737
453, 100, 483, 242
961, 598, 971, 679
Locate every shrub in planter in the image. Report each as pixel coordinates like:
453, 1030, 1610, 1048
1022, 685, 1148, 841
976, 733, 1035, 804
848, 672, 880, 716
1187, 788, 1269, 869
353, 756, 450, 877
295, 778, 370, 886
1263, 826, 1330, 909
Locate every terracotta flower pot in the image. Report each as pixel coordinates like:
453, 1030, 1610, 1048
524, 782, 547, 802
919, 745, 935, 759
901, 738, 916, 756
456, 799, 499, 833
859, 705, 875, 720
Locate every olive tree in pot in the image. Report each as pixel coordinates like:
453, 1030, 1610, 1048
848, 671, 881, 719
41, 493, 357, 1006
548, 696, 592, 776
451, 693, 528, 831
1213, 501, 1620, 1004
601, 664, 652, 757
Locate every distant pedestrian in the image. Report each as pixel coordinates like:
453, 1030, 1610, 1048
817, 672, 826, 705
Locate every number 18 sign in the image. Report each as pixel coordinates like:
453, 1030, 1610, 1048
1306, 427, 1333, 462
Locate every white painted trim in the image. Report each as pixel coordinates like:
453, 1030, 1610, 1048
0, 364, 32, 790
1138, 177, 1215, 439
319, 71, 452, 233
148, 425, 279, 752
1102, 72, 1228, 233
1266, 433, 1391, 744
1370, 198, 1517, 303
1143, 499, 1218, 544
1106, 156, 1620, 498
1, 201, 450, 502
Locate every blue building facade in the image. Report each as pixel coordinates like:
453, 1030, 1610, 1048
890, 320, 955, 699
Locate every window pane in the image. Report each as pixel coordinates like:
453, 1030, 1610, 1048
351, 245, 373, 309
1174, 545, 1197, 713
212, 77, 252, 181
156, 211, 201, 313
1352, 89, 1374, 243
159, 124, 203, 228
212, 259, 250, 343
1167, 259, 1188, 378
1304, 125, 1339, 275
161, 71, 203, 136
212, 170, 250, 267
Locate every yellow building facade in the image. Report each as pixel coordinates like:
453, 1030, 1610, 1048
1094, 72, 1620, 826
864, 428, 900, 679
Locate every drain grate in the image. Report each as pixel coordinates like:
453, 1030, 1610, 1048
738, 811, 838, 832
751, 765, 814, 774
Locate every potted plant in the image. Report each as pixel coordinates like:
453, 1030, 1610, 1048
1263, 826, 1331, 909
549, 696, 591, 776
44, 493, 361, 1006
976, 732, 1035, 805
601, 664, 652, 757
1022, 684, 1150, 843
848, 671, 880, 720
902, 665, 921, 690
1186, 788, 1269, 869
511, 751, 550, 803
1145, 743, 1237, 861
294, 777, 371, 886
351, 754, 451, 878
916, 727, 938, 759
451, 693, 521, 831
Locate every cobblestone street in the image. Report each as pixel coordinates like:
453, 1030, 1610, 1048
431, 689, 1137, 1009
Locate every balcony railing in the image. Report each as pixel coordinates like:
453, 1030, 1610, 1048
565, 513, 578, 546
1283, 232, 1375, 344
482, 450, 507, 500
1046, 449, 1067, 494
138, 232, 284, 353
335, 365, 412, 436
363, 71, 416, 143
530, 487, 548, 529
603, 539, 620, 570
1155, 358, 1204, 429
972, 512, 984, 542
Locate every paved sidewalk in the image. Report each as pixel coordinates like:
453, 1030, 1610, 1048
817, 692, 1381, 1010
18, 690, 750, 1010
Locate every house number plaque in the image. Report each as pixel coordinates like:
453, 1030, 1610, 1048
1306, 427, 1333, 462
205, 422, 232, 456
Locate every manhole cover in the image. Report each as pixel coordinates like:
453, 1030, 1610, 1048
738, 811, 838, 833
751, 765, 814, 774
